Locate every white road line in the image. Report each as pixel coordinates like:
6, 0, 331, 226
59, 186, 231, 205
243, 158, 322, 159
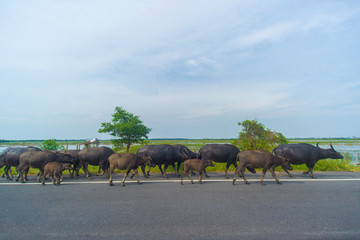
1, 178, 360, 185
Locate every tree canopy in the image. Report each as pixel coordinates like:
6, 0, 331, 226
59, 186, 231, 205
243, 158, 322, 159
234, 119, 287, 151
98, 106, 151, 152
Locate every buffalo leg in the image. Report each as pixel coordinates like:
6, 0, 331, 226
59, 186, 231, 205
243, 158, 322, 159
25, 168, 30, 181
50, 174, 56, 184
135, 165, 149, 178
163, 164, 168, 179
2, 166, 7, 179
260, 168, 268, 185
204, 169, 209, 178
42, 173, 47, 185
19, 167, 29, 183
180, 171, 185, 185
97, 166, 102, 176
176, 162, 181, 178
199, 171, 203, 184
9, 166, 14, 179
283, 166, 294, 178
36, 170, 44, 182
134, 169, 141, 184
4, 165, 13, 180
305, 163, 316, 178
82, 163, 92, 179
187, 172, 194, 184
157, 164, 164, 177
232, 167, 240, 185
55, 174, 61, 186
15, 167, 21, 182
172, 163, 178, 178
121, 170, 131, 186
109, 167, 114, 186
240, 168, 248, 184
269, 167, 280, 184
224, 162, 231, 179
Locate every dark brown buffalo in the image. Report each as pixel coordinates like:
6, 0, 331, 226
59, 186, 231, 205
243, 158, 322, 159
59, 149, 80, 178
199, 144, 256, 178
16, 151, 72, 183
77, 147, 114, 179
180, 159, 215, 185
108, 153, 155, 186
232, 150, 293, 185
42, 162, 72, 186
0, 146, 42, 180
273, 143, 344, 178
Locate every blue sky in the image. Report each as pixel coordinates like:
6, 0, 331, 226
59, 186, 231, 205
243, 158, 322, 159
0, 0, 359, 140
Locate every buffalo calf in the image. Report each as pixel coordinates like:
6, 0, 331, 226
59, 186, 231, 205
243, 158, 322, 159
232, 150, 292, 185
180, 159, 215, 185
42, 162, 72, 186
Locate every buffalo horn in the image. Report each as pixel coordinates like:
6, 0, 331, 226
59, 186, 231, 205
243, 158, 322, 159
330, 143, 335, 152
316, 143, 320, 148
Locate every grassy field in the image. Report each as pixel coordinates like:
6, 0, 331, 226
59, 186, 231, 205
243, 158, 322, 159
1, 138, 359, 177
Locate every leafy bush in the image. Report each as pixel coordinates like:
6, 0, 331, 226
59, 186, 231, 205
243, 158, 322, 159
39, 139, 65, 151
234, 119, 287, 151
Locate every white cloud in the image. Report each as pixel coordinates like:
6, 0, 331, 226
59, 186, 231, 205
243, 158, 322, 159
0, 0, 359, 139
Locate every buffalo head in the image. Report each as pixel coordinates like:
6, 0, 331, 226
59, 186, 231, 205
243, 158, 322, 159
328, 143, 344, 159
278, 154, 293, 171
143, 156, 156, 167
204, 160, 215, 167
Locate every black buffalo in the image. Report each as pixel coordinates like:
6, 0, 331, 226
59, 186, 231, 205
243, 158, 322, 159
137, 144, 190, 178
198, 144, 255, 178
76, 147, 114, 179
0, 146, 42, 180
273, 143, 344, 178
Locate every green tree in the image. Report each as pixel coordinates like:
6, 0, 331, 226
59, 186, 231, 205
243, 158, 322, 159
234, 119, 287, 151
98, 106, 151, 153
39, 139, 65, 151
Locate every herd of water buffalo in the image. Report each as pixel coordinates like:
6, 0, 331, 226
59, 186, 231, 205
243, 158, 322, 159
0, 143, 344, 186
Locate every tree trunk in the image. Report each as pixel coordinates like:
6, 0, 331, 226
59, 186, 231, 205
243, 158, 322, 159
126, 143, 131, 153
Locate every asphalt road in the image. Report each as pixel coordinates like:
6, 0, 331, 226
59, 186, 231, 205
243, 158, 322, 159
0, 171, 359, 240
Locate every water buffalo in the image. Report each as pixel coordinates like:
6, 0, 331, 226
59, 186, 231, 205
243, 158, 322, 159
273, 143, 344, 178
173, 144, 199, 174
42, 162, 72, 186
59, 149, 80, 178
198, 144, 256, 178
232, 150, 293, 185
137, 144, 189, 178
17, 151, 72, 183
180, 159, 215, 185
108, 153, 155, 186
77, 147, 114, 179
0, 146, 42, 180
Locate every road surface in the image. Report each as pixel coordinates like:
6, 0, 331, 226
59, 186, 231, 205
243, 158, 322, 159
0, 171, 359, 239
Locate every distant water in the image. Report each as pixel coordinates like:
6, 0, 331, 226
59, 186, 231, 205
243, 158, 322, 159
0, 144, 112, 152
